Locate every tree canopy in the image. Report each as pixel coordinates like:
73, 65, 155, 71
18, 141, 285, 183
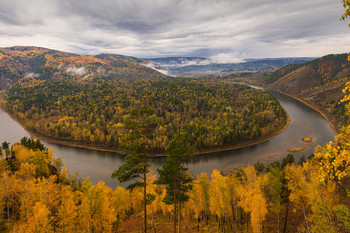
2, 77, 287, 155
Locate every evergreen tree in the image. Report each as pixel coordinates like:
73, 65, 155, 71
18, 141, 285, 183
156, 132, 194, 233
111, 105, 158, 233
2, 142, 10, 160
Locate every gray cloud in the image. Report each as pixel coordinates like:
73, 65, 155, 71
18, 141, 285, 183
0, 0, 348, 60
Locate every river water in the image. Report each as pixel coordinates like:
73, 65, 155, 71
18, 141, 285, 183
0, 88, 335, 188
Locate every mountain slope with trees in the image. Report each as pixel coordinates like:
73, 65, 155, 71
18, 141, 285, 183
0, 46, 165, 90
260, 53, 350, 132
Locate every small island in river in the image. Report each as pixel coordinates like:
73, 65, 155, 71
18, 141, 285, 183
303, 136, 313, 142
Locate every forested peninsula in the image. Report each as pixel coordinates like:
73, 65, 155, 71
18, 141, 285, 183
1, 77, 288, 155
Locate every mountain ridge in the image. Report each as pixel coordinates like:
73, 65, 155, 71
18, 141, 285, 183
259, 53, 350, 132
144, 56, 316, 75
0, 46, 166, 90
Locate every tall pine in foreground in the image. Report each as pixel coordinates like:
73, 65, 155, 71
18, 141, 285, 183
156, 132, 194, 233
111, 105, 158, 233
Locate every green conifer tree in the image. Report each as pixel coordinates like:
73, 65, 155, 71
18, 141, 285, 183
112, 105, 158, 233
156, 132, 194, 233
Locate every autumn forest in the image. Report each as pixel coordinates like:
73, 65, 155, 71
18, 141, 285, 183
0, 1, 350, 232
1, 77, 287, 154
0, 49, 350, 232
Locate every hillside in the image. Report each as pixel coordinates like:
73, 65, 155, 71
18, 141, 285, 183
0, 46, 166, 90
144, 57, 210, 66
264, 54, 350, 93
261, 53, 350, 132
144, 57, 315, 76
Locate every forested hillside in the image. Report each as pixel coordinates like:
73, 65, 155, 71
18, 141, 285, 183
263, 54, 350, 93
259, 54, 350, 132
0, 46, 165, 90
1, 77, 287, 154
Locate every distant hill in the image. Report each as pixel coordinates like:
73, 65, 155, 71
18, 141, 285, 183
261, 53, 350, 132
144, 57, 210, 67
94, 53, 145, 64
144, 57, 315, 75
0, 46, 166, 90
263, 54, 350, 92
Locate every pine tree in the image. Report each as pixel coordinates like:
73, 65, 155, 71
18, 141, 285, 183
156, 132, 194, 233
1, 142, 10, 160
111, 105, 158, 233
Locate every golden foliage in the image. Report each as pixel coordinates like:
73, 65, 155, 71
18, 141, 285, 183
236, 166, 268, 233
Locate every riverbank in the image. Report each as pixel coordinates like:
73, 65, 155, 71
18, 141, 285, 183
194, 110, 290, 155
0, 103, 290, 157
270, 90, 339, 135
231, 82, 339, 135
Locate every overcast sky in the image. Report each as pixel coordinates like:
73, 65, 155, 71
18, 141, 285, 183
0, 0, 349, 61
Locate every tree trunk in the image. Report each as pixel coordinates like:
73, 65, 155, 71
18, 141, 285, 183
235, 205, 239, 228
258, 209, 261, 233
277, 206, 281, 233
144, 145, 147, 233
151, 209, 156, 233
283, 201, 289, 233
5, 175, 10, 220
231, 203, 235, 230
196, 208, 199, 231
174, 170, 177, 233
178, 174, 181, 233
206, 211, 209, 226
246, 212, 249, 232
302, 202, 311, 233
197, 217, 200, 232
229, 215, 233, 230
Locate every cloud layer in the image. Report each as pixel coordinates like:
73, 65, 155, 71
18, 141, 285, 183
0, 0, 349, 60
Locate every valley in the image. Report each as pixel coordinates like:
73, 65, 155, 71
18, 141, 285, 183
0, 84, 335, 187
207, 53, 350, 134
1, 1, 350, 232
0, 47, 290, 156
0, 46, 345, 233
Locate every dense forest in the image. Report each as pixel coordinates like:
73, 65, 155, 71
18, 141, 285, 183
1, 77, 287, 154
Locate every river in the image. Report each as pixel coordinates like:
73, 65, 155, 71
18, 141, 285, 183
0, 88, 335, 188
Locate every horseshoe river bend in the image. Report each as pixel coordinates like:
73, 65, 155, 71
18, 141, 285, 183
0, 86, 335, 187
